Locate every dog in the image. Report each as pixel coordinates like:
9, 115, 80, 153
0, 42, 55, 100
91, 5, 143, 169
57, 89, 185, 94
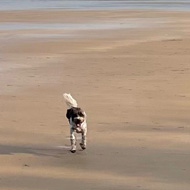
63, 93, 87, 153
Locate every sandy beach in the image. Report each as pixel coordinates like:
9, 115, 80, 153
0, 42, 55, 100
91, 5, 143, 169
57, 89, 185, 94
0, 8, 190, 190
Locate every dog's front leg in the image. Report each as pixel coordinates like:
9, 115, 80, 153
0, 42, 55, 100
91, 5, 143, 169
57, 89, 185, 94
70, 128, 76, 153
80, 128, 87, 150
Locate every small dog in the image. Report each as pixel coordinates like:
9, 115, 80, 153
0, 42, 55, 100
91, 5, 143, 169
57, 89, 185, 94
63, 93, 87, 153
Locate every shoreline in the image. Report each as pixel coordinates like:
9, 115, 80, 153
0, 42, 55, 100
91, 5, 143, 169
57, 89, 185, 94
1, 0, 190, 11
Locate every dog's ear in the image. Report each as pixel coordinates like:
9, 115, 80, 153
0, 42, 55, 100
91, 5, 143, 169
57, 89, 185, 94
66, 109, 73, 120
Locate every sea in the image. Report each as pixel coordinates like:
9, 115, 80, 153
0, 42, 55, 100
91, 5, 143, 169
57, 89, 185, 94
0, 0, 190, 11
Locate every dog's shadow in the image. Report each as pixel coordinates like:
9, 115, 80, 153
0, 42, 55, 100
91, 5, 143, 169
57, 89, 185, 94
0, 144, 71, 158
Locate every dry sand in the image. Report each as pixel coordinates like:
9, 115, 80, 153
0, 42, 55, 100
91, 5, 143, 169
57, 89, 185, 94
0, 9, 190, 190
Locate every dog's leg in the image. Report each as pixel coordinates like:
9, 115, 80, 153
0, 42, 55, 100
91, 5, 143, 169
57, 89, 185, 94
70, 128, 76, 153
80, 128, 87, 150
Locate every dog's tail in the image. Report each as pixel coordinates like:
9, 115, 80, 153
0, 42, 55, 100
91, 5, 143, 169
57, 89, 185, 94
63, 93, 78, 108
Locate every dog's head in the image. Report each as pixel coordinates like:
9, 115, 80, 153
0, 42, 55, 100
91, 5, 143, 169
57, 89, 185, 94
66, 107, 86, 127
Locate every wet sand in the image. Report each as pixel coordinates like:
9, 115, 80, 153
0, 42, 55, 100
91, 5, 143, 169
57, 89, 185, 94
0, 9, 190, 190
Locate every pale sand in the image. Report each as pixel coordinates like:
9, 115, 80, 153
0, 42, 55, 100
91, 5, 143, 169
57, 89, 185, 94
0, 10, 190, 190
